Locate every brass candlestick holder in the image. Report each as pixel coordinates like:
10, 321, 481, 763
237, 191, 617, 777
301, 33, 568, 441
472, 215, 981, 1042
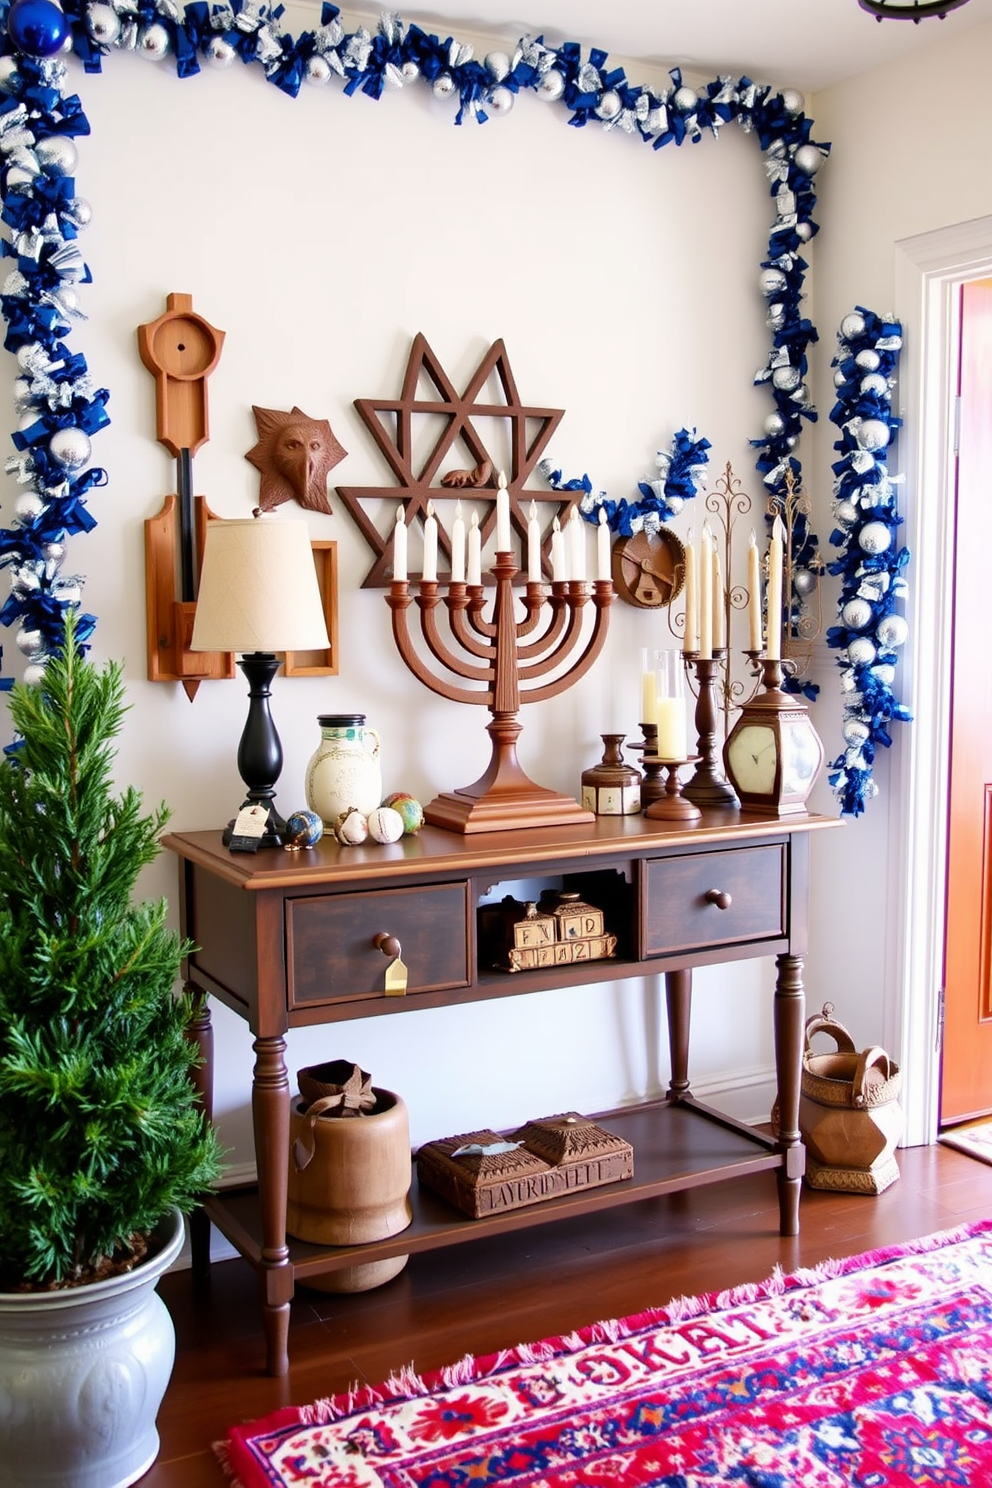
387, 553, 613, 833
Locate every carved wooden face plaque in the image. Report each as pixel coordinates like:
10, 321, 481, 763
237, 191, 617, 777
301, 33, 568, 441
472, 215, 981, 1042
246, 405, 347, 516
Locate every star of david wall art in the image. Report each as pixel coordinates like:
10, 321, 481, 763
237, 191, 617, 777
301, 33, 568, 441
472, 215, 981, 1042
335, 334, 590, 587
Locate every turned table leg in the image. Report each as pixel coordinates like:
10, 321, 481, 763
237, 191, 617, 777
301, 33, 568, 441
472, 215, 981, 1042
665, 967, 692, 1100
252, 1034, 293, 1377
188, 986, 214, 1283
774, 951, 806, 1236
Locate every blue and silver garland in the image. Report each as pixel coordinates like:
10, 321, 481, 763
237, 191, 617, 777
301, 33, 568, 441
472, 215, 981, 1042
0, 0, 830, 685
539, 427, 711, 535
825, 307, 912, 817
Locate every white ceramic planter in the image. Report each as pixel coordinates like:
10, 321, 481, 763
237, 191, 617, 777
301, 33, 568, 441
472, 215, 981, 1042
0, 1207, 184, 1488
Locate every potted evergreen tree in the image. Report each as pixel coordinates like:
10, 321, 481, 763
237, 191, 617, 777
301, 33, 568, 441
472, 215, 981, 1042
0, 611, 222, 1488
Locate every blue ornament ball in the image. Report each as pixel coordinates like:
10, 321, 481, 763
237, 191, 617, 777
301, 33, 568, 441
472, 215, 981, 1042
284, 809, 324, 850
7, 0, 69, 57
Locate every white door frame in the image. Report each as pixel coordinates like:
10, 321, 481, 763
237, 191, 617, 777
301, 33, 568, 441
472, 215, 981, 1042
892, 215, 992, 1146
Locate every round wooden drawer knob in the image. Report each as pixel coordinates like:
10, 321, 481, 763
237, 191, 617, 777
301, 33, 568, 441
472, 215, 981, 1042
374, 933, 402, 958
704, 888, 733, 911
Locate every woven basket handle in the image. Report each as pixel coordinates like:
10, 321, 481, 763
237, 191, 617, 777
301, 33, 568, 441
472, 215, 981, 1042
852, 1047, 894, 1106
804, 1001, 857, 1056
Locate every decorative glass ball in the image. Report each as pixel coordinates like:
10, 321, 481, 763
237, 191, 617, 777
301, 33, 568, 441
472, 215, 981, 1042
793, 142, 822, 175
366, 806, 404, 844
834, 500, 858, 526
847, 636, 877, 667
7, 0, 69, 57
36, 135, 77, 177
303, 53, 331, 85
138, 23, 170, 61
14, 492, 45, 521
400, 60, 420, 82
860, 373, 888, 397
23, 661, 47, 687
489, 84, 513, 115
858, 521, 891, 555
66, 196, 92, 227
781, 88, 804, 115
284, 809, 324, 849
772, 365, 800, 392
48, 425, 91, 470
432, 72, 455, 99
857, 418, 890, 452
15, 626, 44, 657
205, 35, 236, 67
840, 311, 866, 341
485, 49, 510, 81
843, 719, 870, 747
86, 2, 120, 45
538, 69, 564, 101
759, 268, 787, 296
876, 613, 908, 649
766, 407, 788, 438
673, 85, 697, 112
855, 349, 880, 372
833, 368, 847, 387
792, 567, 816, 598
596, 89, 621, 120
842, 597, 873, 629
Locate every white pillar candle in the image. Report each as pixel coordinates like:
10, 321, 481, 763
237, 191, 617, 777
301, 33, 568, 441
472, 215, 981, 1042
450, 499, 465, 582
527, 500, 542, 582
597, 507, 611, 581
766, 515, 784, 661
712, 544, 725, 650
682, 534, 698, 655
640, 648, 658, 725
654, 697, 688, 761
392, 503, 407, 582
568, 507, 586, 581
467, 509, 481, 586
496, 470, 512, 552
698, 523, 713, 660
747, 529, 762, 651
422, 501, 438, 582
551, 516, 567, 582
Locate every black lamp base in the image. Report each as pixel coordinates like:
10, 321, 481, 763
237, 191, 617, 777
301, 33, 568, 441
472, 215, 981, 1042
228, 651, 287, 850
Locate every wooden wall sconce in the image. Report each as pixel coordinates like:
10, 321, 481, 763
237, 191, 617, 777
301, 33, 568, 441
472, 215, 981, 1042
138, 293, 235, 700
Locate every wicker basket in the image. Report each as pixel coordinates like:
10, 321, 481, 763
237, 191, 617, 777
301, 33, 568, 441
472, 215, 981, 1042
799, 1004, 903, 1194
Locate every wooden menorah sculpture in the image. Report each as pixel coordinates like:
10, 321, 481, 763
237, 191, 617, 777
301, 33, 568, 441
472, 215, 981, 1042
387, 551, 614, 833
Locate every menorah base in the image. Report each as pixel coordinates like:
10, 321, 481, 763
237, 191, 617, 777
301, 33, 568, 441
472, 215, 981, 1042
425, 781, 594, 835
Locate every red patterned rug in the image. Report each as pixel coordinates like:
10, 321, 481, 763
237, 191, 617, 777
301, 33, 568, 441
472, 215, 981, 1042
219, 1219, 992, 1487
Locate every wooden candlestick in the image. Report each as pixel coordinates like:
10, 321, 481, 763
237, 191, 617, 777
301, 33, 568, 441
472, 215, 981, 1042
644, 757, 702, 822
683, 652, 740, 808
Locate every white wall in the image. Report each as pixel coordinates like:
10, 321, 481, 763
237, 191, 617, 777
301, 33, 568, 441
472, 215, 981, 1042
1, 14, 844, 1171
805, 19, 992, 1114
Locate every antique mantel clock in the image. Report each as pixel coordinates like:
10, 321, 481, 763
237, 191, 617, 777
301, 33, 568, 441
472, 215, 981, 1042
723, 658, 824, 815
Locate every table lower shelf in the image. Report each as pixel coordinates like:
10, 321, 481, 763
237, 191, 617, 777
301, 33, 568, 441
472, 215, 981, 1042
203, 1099, 790, 1284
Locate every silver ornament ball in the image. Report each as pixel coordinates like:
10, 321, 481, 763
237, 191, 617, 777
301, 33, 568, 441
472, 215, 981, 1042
14, 492, 45, 521
66, 196, 92, 227
432, 72, 455, 99
795, 221, 813, 242
847, 636, 877, 667
49, 426, 92, 471
87, 3, 121, 45
834, 500, 858, 527
840, 312, 866, 341
843, 719, 870, 747
772, 365, 801, 392
766, 303, 786, 330
781, 88, 804, 115
12, 378, 35, 412
36, 136, 78, 178
793, 142, 822, 175
538, 69, 565, 102
860, 373, 888, 397
205, 36, 236, 68
858, 521, 891, 555
759, 267, 787, 296
596, 89, 621, 120
764, 410, 787, 438
488, 84, 514, 115
139, 23, 171, 61
23, 662, 47, 687
842, 597, 873, 629
876, 613, 908, 649
303, 53, 331, 85
855, 349, 881, 372
15, 627, 44, 658
485, 50, 510, 81
673, 85, 697, 112
400, 60, 420, 82
833, 367, 847, 388
792, 567, 816, 598
857, 418, 890, 452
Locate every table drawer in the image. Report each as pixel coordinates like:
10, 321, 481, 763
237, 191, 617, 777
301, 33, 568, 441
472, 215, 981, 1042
287, 882, 470, 1010
644, 844, 785, 957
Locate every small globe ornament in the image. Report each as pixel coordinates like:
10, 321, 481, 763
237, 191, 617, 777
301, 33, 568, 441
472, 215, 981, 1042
36, 135, 77, 177
48, 425, 91, 470
840, 311, 866, 341
855, 349, 881, 372
284, 809, 323, 850
7, 0, 69, 57
383, 792, 424, 834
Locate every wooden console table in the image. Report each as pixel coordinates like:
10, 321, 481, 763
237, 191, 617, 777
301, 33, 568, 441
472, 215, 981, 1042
166, 808, 837, 1376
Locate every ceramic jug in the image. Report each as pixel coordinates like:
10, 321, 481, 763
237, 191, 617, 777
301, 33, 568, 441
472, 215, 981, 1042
306, 714, 382, 823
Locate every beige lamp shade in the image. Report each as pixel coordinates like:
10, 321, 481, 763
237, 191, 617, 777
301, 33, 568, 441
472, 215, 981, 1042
191, 516, 330, 654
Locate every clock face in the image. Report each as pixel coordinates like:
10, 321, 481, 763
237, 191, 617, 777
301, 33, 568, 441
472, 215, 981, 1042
726, 724, 777, 796
780, 718, 822, 798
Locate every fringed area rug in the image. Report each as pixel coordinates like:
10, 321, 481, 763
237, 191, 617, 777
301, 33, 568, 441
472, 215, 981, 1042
219, 1219, 992, 1487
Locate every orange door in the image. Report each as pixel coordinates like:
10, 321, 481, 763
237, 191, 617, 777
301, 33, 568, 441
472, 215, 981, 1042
941, 276, 992, 1124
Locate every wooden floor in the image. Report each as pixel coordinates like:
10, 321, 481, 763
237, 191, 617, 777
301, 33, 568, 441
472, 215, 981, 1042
144, 1141, 992, 1485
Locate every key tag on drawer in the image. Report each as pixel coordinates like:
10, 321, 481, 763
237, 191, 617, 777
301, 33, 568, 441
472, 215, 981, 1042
384, 953, 408, 996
